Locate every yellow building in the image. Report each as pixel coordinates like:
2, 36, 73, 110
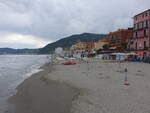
74, 42, 87, 50
94, 38, 109, 50
71, 42, 87, 53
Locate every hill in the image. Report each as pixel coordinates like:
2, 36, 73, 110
39, 33, 107, 54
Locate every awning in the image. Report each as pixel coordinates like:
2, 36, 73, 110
111, 52, 137, 56
109, 46, 117, 49
111, 53, 126, 55
126, 52, 138, 55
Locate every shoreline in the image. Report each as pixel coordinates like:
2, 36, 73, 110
8, 62, 80, 113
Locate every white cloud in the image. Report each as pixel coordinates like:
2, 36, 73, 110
0, 32, 51, 48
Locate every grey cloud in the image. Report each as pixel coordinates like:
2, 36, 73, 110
0, 0, 150, 44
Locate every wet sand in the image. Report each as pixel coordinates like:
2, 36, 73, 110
8, 63, 79, 113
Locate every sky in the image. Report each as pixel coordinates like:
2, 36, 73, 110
0, 0, 149, 49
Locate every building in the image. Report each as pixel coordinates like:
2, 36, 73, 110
94, 38, 109, 50
71, 42, 87, 54
71, 41, 96, 55
63, 48, 72, 57
108, 28, 133, 52
86, 42, 95, 53
132, 9, 150, 59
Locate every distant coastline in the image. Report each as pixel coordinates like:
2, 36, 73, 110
0, 48, 40, 55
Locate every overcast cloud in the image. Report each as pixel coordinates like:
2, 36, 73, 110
0, 0, 150, 48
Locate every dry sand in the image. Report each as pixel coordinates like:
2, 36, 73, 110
47, 59, 150, 113
8, 58, 150, 113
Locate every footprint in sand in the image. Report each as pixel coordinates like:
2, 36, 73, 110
135, 73, 145, 77
98, 73, 111, 79
135, 70, 146, 76
116, 70, 125, 73
137, 70, 142, 72
98, 73, 103, 75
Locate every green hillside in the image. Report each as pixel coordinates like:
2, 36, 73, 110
39, 33, 107, 54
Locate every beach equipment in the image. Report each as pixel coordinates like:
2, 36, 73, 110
62, 62, 76, 65
124, 68, 130, 86
84, 60, 90, 76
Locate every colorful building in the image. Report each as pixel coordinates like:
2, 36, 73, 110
94, 38, 109, 50
108, 28, 133, 52
63, 48, 72, 57
86, 42, 95, 53
71, 42, 87, 54
132, 9, 150, 59
71, 41, 96, 55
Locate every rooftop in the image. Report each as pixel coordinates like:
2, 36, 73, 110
134, 9, 150, 17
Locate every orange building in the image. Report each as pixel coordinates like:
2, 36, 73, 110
108, 28, 133, 52
86, 42, 95, 53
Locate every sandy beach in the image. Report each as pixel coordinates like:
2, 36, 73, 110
9, 58, 150, 113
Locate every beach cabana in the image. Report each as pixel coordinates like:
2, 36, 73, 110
110, 53, 126, 61
111, 52, 137, 61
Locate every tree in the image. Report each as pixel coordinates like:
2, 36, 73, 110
103, 44, 109, 50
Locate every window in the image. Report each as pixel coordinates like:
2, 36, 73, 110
135, 32, 138, 38
144, 41, 147, 48
145, 12, 147, 17
134, 24, 137, 30
144, 29, 147, 37
134, 24, 135, 29
146, 20, 148, 28
142, 22, 144, 28
135, 42, 137, 50
137, 23, 139, 29
142, 14, 144, 18
144, 21, 146, 28
139, 22, 143, 29
143, 20, 148, 28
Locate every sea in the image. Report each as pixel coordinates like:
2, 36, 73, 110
0, 55, 50, 113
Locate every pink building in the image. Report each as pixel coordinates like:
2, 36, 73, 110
132, 9, 150, 59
